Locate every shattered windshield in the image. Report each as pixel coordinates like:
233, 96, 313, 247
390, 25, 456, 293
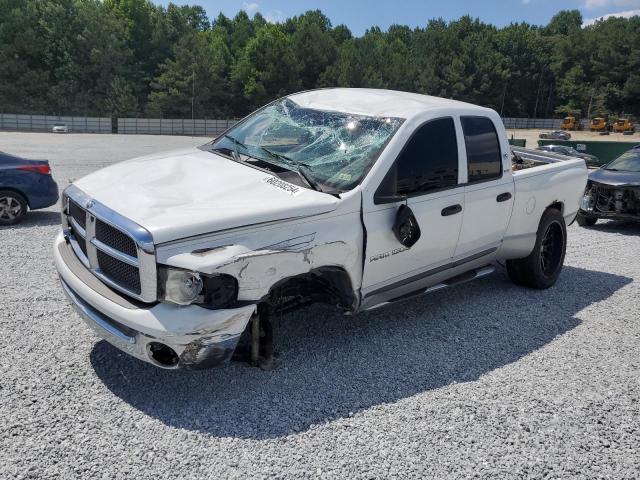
209, 98, 404, 191
605, 151, 640, 172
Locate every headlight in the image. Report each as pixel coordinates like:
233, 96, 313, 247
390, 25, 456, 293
158, 267, 203, 305
158, 266, 238, 308
580, 194, 594, 211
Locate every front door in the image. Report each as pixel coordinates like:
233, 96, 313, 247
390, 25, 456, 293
361, 117, 466, 298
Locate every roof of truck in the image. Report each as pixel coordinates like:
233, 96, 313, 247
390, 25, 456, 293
288, 88, 490, 119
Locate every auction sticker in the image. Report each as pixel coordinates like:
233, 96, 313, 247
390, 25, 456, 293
263, 176, 303, 196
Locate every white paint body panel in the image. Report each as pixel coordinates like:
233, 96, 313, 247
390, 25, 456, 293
55, 88, 588, 368
74, 148, 339, 244
454, 173, 515, 260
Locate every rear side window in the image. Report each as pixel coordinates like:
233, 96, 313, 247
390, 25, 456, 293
395, 117, 458, 195
461, 116, 502, 183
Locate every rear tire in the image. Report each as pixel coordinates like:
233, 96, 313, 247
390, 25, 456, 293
507, 208, 567, 289
0, 190, 27, 226
576, 213, 597, 227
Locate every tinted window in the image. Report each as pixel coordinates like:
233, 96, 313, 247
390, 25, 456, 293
461, 117, 502, 183
394, 118, 458, 195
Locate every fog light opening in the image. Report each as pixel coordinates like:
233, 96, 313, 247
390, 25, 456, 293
147, 342, 179, 368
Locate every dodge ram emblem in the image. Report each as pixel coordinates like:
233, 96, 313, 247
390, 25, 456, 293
85, 200, 94, 209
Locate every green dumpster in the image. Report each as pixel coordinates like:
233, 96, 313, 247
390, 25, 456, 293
537, 139, 639, 165
508, 138, 526, 147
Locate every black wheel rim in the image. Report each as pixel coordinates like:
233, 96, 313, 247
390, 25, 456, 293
540, 221, 563, 277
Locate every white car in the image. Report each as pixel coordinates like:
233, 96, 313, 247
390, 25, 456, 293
52, 123, 69, 133
53, 88, 587, 370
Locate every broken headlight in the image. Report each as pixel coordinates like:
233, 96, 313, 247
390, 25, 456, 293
580, 195, 594, 211
580, 189, 594, 211
158, 266, 238, 308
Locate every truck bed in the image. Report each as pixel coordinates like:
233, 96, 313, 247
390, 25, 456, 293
498, 146, 588, 259
511, 146, 580, 171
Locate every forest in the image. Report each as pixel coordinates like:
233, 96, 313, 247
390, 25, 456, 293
1, 0, 639, 120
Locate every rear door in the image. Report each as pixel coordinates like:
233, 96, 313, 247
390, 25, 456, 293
361, 117, 466, 296
453, 116, 514, 260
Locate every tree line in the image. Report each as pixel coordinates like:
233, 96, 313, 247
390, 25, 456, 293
1, 0, 639, 120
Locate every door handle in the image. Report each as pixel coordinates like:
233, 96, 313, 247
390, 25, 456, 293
496, 192, 512, 202
441, 204, 462, 216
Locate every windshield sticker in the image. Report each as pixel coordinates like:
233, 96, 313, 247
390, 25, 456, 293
263, 176, 303, 196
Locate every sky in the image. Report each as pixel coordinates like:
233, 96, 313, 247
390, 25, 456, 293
156, 0, 640, 34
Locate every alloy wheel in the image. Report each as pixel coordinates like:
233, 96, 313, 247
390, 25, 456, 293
0, 196, 22, 221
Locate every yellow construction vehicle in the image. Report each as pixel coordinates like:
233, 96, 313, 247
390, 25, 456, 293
613, 118, 635, 133
560, 116, 582, 131
589, 117, 609, 132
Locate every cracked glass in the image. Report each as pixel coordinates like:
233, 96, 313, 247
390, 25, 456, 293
210, 98, 404, 191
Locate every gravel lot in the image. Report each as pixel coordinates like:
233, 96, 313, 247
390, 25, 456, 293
1, 132, 639, 479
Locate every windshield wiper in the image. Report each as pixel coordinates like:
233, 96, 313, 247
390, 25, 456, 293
259, 146, 310, 168
259, 146, 328, 193
223, 134, 247, 162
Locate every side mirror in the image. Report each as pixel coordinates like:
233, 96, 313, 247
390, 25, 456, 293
393, 204, 421, 248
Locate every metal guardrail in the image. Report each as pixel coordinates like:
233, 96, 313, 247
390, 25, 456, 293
0, 114, 237, 136
116, 118, 237, 136
0, 114, 112, 133
502, 118, 563, 129
1, 113, 636, 137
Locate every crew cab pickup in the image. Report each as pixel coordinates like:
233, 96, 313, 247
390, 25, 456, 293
53, 89, 587, 370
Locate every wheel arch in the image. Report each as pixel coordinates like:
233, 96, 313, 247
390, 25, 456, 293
546, 200, 564, 215
261, 266, 358, 314
0, 187, 30, 208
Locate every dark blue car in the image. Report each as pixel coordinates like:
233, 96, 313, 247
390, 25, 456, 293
0, 151, 59, 225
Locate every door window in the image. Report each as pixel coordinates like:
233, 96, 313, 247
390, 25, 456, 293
392, 118, 459, 196
461, 116, 502, 183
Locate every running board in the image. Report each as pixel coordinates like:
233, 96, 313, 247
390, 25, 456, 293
366, 265, 495, 311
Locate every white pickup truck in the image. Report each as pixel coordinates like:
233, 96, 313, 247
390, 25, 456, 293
54, 89, 587, 370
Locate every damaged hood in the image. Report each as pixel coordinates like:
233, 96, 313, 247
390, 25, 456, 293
73, 148, 340, 244
590, 168, 640, 187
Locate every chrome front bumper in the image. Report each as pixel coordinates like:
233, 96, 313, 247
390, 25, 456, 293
59, 276, 146, 361
54, 232, 256, 369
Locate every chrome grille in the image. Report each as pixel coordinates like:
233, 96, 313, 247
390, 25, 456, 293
97, 251, 141, 294
76, 236, 88, 258
61, 185, 157, 302
96, 220, 138, 258
69, 201, 86, 229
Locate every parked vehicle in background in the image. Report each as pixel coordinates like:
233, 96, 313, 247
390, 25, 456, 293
577, 146, 640, 226
52, 123, 69, 133
539, 130, 571, 140
613, 118, 635, 134
537, 145, 599, 167
53, 88, 587, 371
0, 152, 59, 225
590, 117, 610, 132
560, 116, 582, 131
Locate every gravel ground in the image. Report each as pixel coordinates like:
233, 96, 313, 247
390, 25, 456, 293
1, 132, 639, 479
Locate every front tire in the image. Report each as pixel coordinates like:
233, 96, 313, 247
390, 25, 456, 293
507, 208, 567, 289
0, 190, 27, 226
576, 213, 597, 227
